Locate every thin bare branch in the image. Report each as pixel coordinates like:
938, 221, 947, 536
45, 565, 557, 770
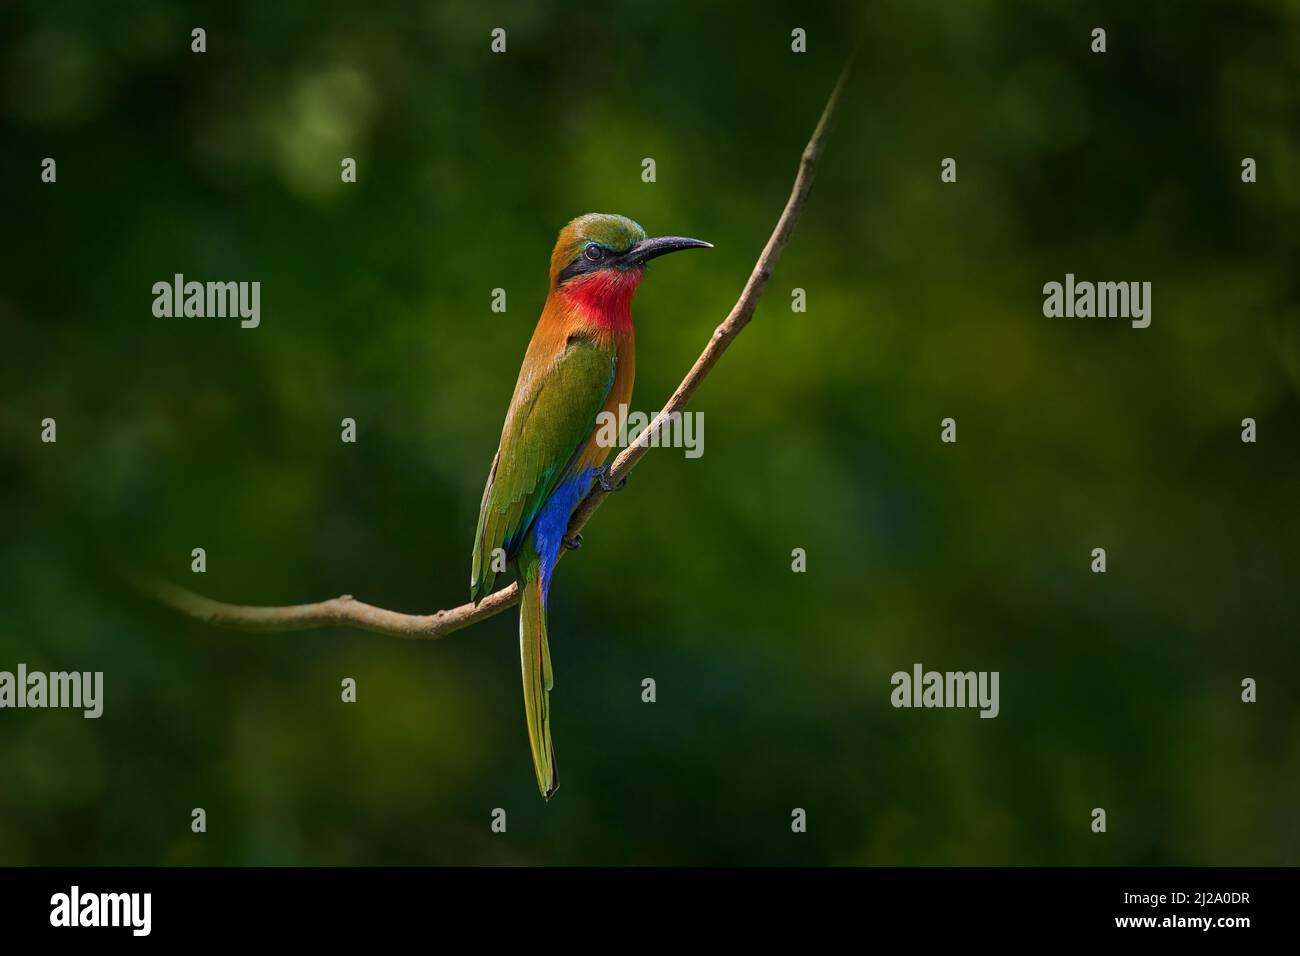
131, 569, 518, 640
138, 65, 850, 640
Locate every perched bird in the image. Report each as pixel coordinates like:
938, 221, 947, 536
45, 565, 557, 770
471, 213, 711, 799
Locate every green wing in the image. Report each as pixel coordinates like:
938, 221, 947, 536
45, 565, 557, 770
470, 339, 615, 602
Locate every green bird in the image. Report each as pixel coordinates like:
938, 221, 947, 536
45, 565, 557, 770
471, 213, 711, 798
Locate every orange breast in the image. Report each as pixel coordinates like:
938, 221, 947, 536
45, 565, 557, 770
576, 328, 635, 472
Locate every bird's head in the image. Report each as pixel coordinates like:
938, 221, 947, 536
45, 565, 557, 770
549, 213, 711, 316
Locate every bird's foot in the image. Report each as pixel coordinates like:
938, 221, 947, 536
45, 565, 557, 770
596, 465, 627, 493
563, 533, 583, 551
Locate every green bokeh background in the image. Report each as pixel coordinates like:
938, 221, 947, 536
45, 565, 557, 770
2, 0, 1297, 865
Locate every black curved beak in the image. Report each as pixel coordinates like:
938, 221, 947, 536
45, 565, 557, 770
623, 236, 713, 267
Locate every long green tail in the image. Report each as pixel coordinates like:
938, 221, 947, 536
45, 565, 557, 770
518, 555, 558, 799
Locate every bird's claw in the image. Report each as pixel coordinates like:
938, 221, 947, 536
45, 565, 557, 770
563, 533, 583, 551
596, 466, 627, 493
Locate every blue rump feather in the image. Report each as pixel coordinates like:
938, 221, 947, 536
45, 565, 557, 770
530, 467, 596, 605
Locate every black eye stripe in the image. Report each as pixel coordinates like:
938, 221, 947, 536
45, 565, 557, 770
557, 255, 593, 284
557, 238, 639, 284
558, 243, 609, 284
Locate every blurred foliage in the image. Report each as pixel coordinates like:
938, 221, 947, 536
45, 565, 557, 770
1, 0, 1298, 865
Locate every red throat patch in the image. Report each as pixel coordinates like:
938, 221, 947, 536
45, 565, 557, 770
561, 269, 643, 331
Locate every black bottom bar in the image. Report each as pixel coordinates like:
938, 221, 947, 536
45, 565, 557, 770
0, 866, 1287, 941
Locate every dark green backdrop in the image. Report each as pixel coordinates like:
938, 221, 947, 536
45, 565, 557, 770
2, 0, 1297, 864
